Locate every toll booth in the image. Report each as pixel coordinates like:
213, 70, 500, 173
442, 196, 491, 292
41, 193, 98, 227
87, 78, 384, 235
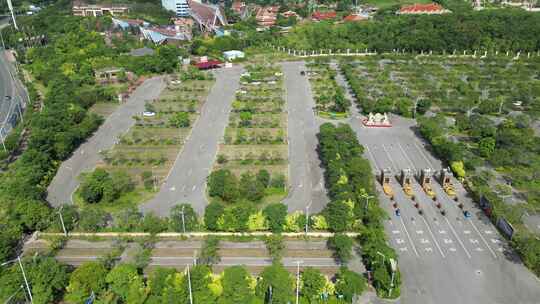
381, 168, 394, 196
400, 168, 413, 196
440, 168, 456, 197
419, 168, 435, 197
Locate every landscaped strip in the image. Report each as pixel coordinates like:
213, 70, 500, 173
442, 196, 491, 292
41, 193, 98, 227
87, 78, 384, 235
306, 59, 350, 118
317, 122, 402, 299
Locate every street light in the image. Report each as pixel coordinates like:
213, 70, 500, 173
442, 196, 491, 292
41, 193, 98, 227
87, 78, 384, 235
362, 194, 374, 212
295, 260, 303, 304
186, 265, 193, 304
180, 205, 186, 234
58, 206, 67, 237
304, 201, 312, 235
389, 258, 397, 298
1, 256, 33, 303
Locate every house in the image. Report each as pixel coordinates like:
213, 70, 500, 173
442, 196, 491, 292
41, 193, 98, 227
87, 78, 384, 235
141, 26, 191, 44
195, 59, 222, 70
95, 67, 126, 83
255, 6, 279, 27
232, 0, 247, 15
189, 0, 228, 33
72, 1, 129, 17
343, 13, 368, 22
397, 3, 450, 14
311, 11, 337, 21
223, 50, 245, 61
281, 10, 300, 19
112, 18, 148, 30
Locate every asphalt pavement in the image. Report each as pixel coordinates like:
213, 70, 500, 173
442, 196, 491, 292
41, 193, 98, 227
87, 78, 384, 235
140, 67, 243, 216
46, 77, 166, 207
281, 61, 329, 214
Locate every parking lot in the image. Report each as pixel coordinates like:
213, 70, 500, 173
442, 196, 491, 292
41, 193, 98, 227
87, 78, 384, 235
349, 115, 540, 304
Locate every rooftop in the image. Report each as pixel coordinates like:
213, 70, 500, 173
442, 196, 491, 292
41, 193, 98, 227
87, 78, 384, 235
398, 3, 450, 14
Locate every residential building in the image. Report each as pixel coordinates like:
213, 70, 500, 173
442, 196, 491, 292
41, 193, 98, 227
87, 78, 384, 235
141, 26, 191, 44
72, 1, 129, 17
161, 0, 190, 17
95, 67, 125, 83
311, 11, 337, 21
343, 13, 368, 22
189, 0, 228, 32
281, 10, 300, 19
223, 50, 245, 61
255, 6, 279, 27
397, 3, 450, 14
232, 0, 247, 15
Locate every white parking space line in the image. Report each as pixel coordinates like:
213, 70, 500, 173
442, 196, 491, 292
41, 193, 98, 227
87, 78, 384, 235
468, 219, 498, 259
381, 144, 398, 171
413, 141, 435, 169
397, 143, 416, 169
400, 216, 420, 257
421, 216, 445, 258
444, 217, 472, 259
365, 145, 380, 172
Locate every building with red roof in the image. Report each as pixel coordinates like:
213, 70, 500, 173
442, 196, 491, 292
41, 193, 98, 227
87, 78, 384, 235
343, 14, 367, 22
255, 6, 280, 27
397, 3, 450, 14
195, 59, 222, 70
311, 11, 337, 21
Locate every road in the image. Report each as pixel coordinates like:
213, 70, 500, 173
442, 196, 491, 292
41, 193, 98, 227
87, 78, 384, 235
46, 77, 166, 207
281, 61, 329, 214
140, 67, 242, 216
346, 117, 540, 303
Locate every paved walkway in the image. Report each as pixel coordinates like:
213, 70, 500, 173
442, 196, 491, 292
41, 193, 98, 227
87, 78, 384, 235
46, 77, 166, 207
140, 67, 242, 216
281, 61, 329, 214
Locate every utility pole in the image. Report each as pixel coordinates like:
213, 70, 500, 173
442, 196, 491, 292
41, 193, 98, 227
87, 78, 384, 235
58, 206, 67, 237
0, 29, 5, 49
295, 260, 303, 304
362, 194, 374, 212
17, 257, 33, 304
304, 202, 311, 235
187, 265, 193, 304
6, 0, 18, 30
389, 258, 397, 298
181, 205, 186, 234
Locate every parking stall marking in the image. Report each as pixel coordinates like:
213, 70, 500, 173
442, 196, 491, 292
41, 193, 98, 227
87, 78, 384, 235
412, 141, 435, 169
468, 219, 498, 259
381, 144, 398, 171
444, 217, 472, 259
420, 216, 446, 258
400, 216, 420, 257
397, 142, 416, 170
365, 145, 381, 172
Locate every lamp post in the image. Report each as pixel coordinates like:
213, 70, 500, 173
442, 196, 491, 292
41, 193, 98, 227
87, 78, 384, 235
58, 206, 67, 237
389, 258, 397, 298
186, 265, 193, 304
362, 194, 374, 213
304, 201, 311, 235
180, 205, 186, 234
1, 256, 33, 303
295, 260, 303, 304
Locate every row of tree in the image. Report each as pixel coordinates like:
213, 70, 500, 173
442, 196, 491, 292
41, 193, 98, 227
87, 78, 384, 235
0, 253, 366, 304
279, 9, 540, 52
317, 123, 401, 298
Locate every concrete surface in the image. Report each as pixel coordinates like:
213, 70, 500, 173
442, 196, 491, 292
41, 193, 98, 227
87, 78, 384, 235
46, 76, 166, 207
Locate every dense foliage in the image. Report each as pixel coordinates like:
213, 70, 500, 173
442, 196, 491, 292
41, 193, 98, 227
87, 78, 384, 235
280, 10, 540, 52
317, 123, 401, 298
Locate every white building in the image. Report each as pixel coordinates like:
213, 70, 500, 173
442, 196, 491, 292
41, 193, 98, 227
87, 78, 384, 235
161, 0, 190, 17
223, 50, 245, 61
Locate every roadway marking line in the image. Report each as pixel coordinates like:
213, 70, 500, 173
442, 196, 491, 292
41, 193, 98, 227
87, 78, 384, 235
469, 220, 498, 259
365, 145, 380, 172
381, 144, 398, 171
400, 216, 420, 257
398, 142, 416, 169
444, 217, 471, 259
413, 141, 435, 169
192, 185, 196, 191
421, 216, 446, 258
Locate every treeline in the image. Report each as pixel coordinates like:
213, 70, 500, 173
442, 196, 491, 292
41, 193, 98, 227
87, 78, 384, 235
0, 253, 366, 304
0, 4, 184, 263
279, 9, 540, 52
317, 123, 401, 298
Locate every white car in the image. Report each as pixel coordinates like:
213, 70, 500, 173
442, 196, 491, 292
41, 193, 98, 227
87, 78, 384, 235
143, 111, 156, 117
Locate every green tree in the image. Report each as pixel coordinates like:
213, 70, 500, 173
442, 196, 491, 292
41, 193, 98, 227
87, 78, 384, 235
263, 203, 287, 233
204, 202, 224, 231
301, 267, 326, 303
208, 169, 239, 202
105, 264, 147, 303
334, 267, 366, 302
65, 261, 108, 302
256, 262, 294, 304
169, 112, 190, 127
78, 208, 108, 232
141, 212, 167, 234
264, 234, 285, 261
218, 266, 255, 304
199, 236, 220, 265
169, 204, 198, 232
256, 169, 271, 188
327, 234, 353, 263
478, 137, 496, 158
